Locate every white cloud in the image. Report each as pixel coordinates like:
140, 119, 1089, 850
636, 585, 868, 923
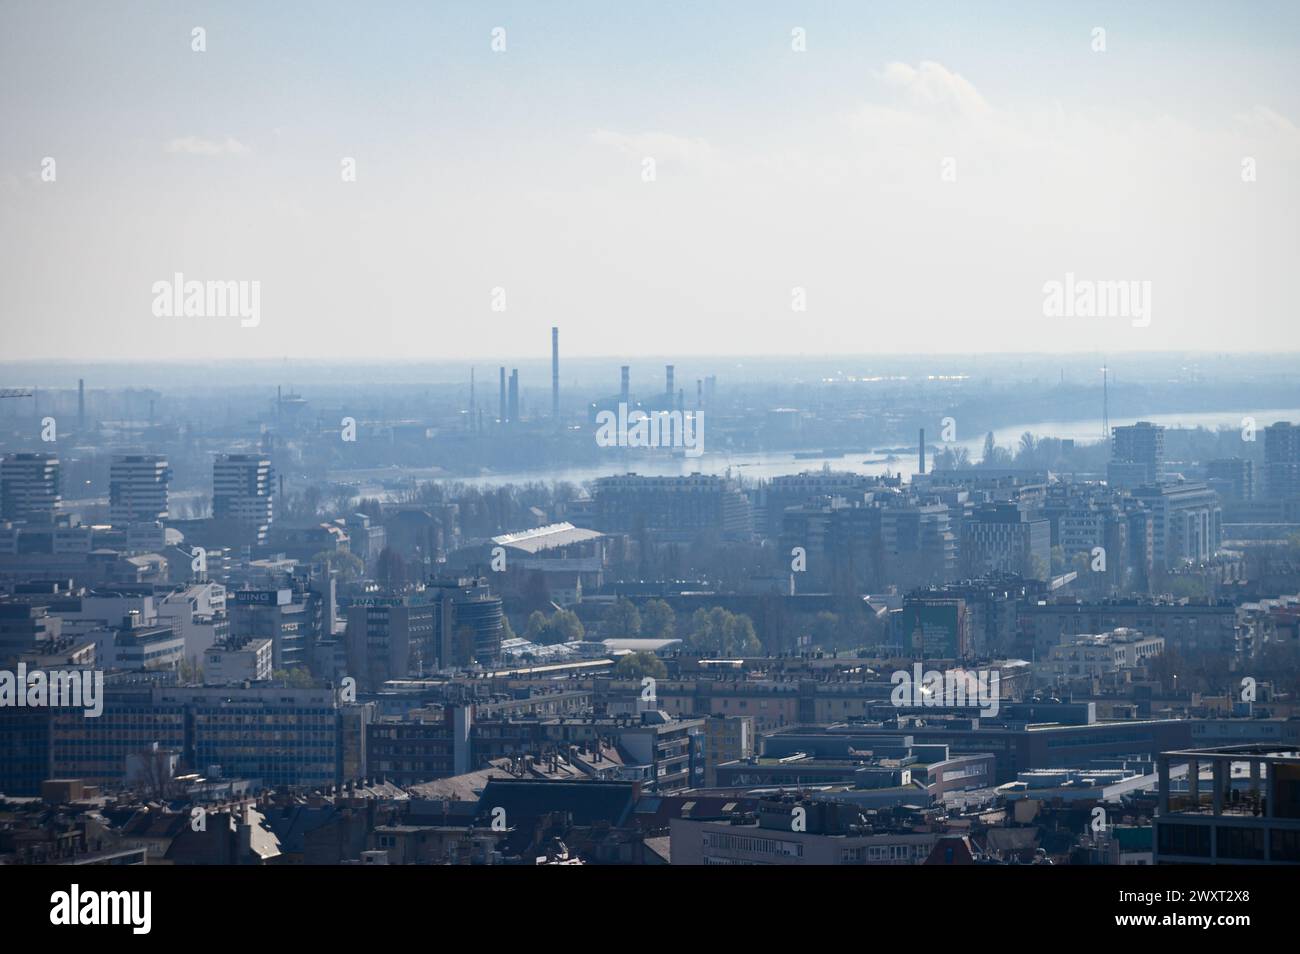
880, 60, 990, 118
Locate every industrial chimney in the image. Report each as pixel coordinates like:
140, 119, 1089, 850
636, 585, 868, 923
551, 327, 560, 419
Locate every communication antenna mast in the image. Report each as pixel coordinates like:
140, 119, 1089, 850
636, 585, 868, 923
1101, 361, 1109, 443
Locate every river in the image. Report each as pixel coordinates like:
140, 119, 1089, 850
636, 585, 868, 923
333, 406, 1300, 493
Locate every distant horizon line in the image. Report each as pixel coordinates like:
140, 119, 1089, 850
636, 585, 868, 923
2, 350, 1298, 367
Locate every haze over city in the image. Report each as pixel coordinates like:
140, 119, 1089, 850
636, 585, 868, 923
0, 0, 1296, 931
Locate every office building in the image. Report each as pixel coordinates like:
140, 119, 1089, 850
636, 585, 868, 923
1129, 481, 1221, 568
204, 637, 274, 684
1042, 629, 1165, 683
587, 474, 753, 542
960, 502, 1051, 581
1154, 745, 1300, 864
1264, 422, 1300, 500
1, 452, 61, 524
1109, 421, 1165, 486
342, 588, 439, 689
109, 454, 172, 527
212, 454, 275, 544
46, 684, 368, 791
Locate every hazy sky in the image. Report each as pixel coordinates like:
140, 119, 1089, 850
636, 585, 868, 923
2, 1, 1298, 362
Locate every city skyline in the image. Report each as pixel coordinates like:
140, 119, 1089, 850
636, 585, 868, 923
3, 0, 1300, 907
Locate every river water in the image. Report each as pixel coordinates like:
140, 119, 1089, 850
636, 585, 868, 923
335, 407, 1300, 493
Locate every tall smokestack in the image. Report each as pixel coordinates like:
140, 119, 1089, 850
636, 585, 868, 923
508, 369, 519, 423
469, 368, 476, 431
77, 379, 85, 431
665, 365, 674, 401
919, 428, 926, 475
551, 327, 559, 419
620, 366, 630, 406
499, 367, 506, 424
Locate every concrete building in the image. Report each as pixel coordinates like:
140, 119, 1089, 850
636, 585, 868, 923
1110, 422, 1165, 486
1042, 629, 1164, 684
212, 454, 275, 545
960, 502, 1051, 581
0, 599, 65, 663
586, 473, 753, 542
229, 586, 320, 671
761, 472, 881, 538
109, 454, 171, 527
0, 452, 61, 524
880, 500, 956, 585
44, 683, 369, 792
699, 714, 754, 787
204, 637, 273, 684
1264, 421, 1300, 501
344, 513, 386, 564
342, 588, 438, 688
540, 710, 705, 793
342, 577, 503, 682
1020, 598, 1238, 657
1154, 745, 1300, 864
1129, 481, 1221, 568
157, 582, 229, 665
428, 576, 504, 669
105, 615, 185, 671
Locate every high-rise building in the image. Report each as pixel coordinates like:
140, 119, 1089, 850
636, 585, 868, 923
430, 576, 504, 669
341, 576, 504, 683
959, 502, 1051, 581
109, 454, 171, 527
1129, 481, 1221, 568
0, 452, 60, 524
1109, 421, 1165, 487
1264, 421, 1300, 500
342, 589, 438, 688
1205, 457, 1256, 502
213, 454, 275, 544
